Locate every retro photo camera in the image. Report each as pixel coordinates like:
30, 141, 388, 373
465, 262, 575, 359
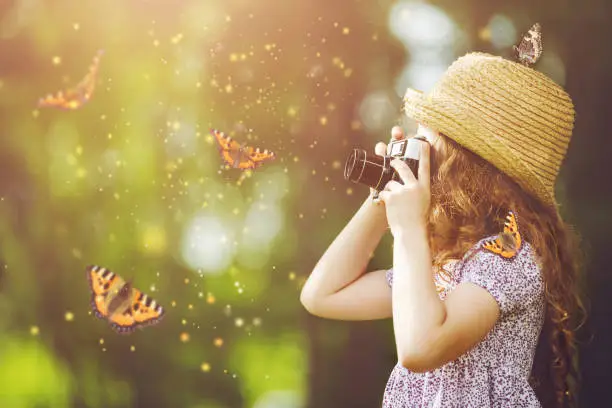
343, 136, 427, 198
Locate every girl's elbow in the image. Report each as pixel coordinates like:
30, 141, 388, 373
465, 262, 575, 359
299, 284, 321, 316
399, 354, 433, 373
398, 345, 441, 373
299, 290, 315, 314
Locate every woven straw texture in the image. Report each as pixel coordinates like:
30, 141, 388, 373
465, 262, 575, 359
403, 52, 575, 210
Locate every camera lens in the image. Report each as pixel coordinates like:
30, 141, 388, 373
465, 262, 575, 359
344, 149, 364, 182
343, 149, 395, 191
344, 149, 361, 181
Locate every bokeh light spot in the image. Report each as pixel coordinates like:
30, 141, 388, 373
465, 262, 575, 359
181, 214, 234, 275
487, 14, 517, 49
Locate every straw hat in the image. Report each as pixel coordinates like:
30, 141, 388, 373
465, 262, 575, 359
402, 52, 575, 210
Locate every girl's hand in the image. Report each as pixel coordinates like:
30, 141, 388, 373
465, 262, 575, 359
378, 140, 431, 236
370, 126, 406, 197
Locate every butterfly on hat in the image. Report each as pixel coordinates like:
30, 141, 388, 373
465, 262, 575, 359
38, 50, 104, 110
482, 211, 523, 259
86, 265, 164, 334
211, 128, 276, 170
513, 23, 542, 67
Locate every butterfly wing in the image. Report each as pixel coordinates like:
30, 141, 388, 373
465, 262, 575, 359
482, 236, 505, 257
129, 288, 165, 327
38, 49, 104, 110
76, 49, 104, 102
211, 129, 275, 170
242, 146, 276, 170
86, 264, 125, 320
211, 128, 234, 151
106, 287, 164, 334
482, 211, 522, 259
37, 91, 73, 110
38, 85, 89, 110
514, 23, 542, 66
211, 129, 243, 168
503, 211, 522, 251
107, 307, 138, 334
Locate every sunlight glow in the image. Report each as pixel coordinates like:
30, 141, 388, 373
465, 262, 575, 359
242, 202, 283, 249
538, 50, 567, 86
487, 14, 517, 49
388, 1, 455, 49
181, 214, 234, 275
253, 390, 304, 408
388, 0, 458, 94
252, 169, 290, 203
358, 91, 397, 132
165, 117, 199, 158
140, 224, 167, 255
395, 62, 448, 96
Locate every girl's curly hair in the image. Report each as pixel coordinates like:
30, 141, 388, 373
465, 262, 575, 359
426, 134, 586, 407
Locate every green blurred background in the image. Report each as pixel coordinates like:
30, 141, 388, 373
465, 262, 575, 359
1, 0, 611, 407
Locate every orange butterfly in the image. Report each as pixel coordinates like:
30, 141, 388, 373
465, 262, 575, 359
86, 265, 164, 334
38, 50, 104, 110
211, 128, 275, 170
482, 211, 523, 259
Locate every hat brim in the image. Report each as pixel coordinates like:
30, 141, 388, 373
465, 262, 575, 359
402, 88, 558, 210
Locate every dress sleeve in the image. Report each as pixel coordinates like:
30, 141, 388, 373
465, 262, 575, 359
459, 241, 544, 316
385, 268, 394, 287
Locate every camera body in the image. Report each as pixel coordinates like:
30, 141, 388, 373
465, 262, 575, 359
343, 136, 426, 197
387, 137, 421, 167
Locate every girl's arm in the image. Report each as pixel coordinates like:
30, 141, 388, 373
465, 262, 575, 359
390, 226, 499, 372
300, 126, 407, 321
299, 194, 393, 320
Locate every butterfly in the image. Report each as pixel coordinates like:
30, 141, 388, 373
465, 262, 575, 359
513, 23, 542, 67
86, 265, 164, 334
482, 211, 523, 259
211, 128, 275, 170
38, 49, 104, 110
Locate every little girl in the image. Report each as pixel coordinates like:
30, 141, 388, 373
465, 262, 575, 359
300, 51, 584, 407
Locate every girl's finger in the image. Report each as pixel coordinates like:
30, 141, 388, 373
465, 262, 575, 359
377, 190, 389, 203
390, 159, 416, 185
418, 141, 431, 192
384, 180, 403, 191
375, 142, 387, 156
391, 126, 405, 140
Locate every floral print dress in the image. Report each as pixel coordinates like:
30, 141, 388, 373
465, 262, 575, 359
382, 236, 545, 407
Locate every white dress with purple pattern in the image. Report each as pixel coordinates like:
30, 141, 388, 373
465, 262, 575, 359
383, 236, 545, 407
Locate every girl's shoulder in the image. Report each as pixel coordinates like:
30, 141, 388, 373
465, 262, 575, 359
456, 233, 544, 315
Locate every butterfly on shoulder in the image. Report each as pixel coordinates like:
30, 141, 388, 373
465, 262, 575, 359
38, 49, 104, 110
513, 23, 542, 67
211, 128, 275, 170
86, 265, 164, 334
482, 211, 523, 259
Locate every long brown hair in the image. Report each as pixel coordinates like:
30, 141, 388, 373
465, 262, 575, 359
426, 134, 586, 407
